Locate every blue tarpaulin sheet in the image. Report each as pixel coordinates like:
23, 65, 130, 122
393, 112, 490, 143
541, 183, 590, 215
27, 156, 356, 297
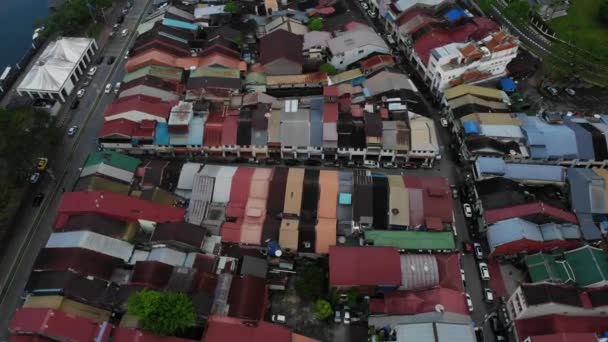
500, 78, 516, 92
463, 121, 480, 134
445, 9, 466, 22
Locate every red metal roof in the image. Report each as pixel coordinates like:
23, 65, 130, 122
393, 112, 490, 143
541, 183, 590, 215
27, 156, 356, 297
323, 86, 338, 97
99, 119, 156, 139
126, 49, 177, 72
361, 55, 395, 74
203, 112, 224, 147
222, 167, 256, 243
395, 7, 431, 27
104, 95, 173, 121
221, 113, 239, 145
413, 18, 499, 64
33, 247, 122, 281
403, 176, 453, 227
329, 246, 401, 287
227, 276, 267, 320
202, 316, 291, 342
9, 336, 54, 342
369, 288, 468, 315
9, 308, 112, 342
323, 102, 338, 123
199, 44, 240, 59
259, 30, 304, 66
484, 202, 578, 225
54, 191, 185, 229
112, 327, 197, 342
514, 315, 608, 339
529, 333, 598, 342
130, 261, 174, 289
436, 253, 464, 292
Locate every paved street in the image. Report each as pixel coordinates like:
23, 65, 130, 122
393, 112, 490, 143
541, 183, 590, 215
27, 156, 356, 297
0, 0, 152, 338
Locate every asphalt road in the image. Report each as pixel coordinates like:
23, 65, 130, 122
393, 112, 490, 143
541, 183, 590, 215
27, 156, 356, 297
0, 0, 151, 338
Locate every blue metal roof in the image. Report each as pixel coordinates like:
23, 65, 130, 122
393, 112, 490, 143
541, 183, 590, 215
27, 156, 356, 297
475, 157, 566, 183
154, 122, 169, 145
463, 121, 480, 134
310, 98, 323, 110
564, 117, 595, 160
339, 193, 352, 205
487, 218, 543, 252
519, 114, 578, 160
576, 213, 603, 241
310, 120, 323, 147
162, 18, 198, 30
500, 78, 516, 92
445, 9, 467, 22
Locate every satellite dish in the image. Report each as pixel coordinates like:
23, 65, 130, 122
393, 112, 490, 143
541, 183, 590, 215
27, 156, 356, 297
435, 304, 445, 313
274, 250, 282, 257
264, 112, 271, 118
338, 236, 346, 243
391, 208, 399, 215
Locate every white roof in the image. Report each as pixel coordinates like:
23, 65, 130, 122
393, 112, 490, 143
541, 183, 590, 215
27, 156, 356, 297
327, 30, 388, 55
46, 230, 134, 262
409, 115, 438, 152
177, 162, 204, 190
147, 247, 187, 266
395, 0, 444, 12
18, 37, 93, 92
80, 163, 134, 183
168, 101, 194, 126
213, 166, 237, 203
194, 5, 225, 18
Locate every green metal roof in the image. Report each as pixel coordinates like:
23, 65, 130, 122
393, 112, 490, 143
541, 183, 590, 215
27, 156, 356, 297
190, 66, 240, 79
244, 72, 266, 85
364, 230, 455, 250
123, 65, 183, 83
83, 151, 141, 173
525, 253, 575, 284
565, 245, 608, 287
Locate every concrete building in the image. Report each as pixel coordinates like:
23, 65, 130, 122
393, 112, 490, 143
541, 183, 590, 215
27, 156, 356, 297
327, 30, 390, 70
17, 37, 97, 102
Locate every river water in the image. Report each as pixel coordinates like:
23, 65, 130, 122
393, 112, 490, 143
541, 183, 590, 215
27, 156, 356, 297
0, 0, 48, 70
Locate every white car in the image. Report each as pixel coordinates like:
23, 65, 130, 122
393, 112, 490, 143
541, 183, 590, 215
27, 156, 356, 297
271, 314, 286, 324
479, 262, 491, 280
565, 88, 576, 96
343, 310, 351, 324
364, 160, 378, 169
484, 288, 494, 302
29, 173, 40, 184
463, 203, 473, 218
121, 28, 129, 37
465, 293, 473, 312
87, 66, 97, 76
368, 9, 376, 18
334, 310, 341, 323
360, 2, 369, 10
460, 269, 466, 284
114, 82, 121, 94
441, 118, 448, 127
382, 162, 397, 169
67, 125, 78, 136
473, 242, 484, 260
105, 83, 113, 93
76, 89, 85, 98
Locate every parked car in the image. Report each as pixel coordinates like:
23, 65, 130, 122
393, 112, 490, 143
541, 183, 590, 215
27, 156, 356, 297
465, 293, 473, 312
382, 162, 397, 169
67, 125, 78, 136
36, 157, 48, 172
363, 160, 378, 169
463, 203, 473, 217
343, 308, 351, 324
29, 172, 40, 184
82, 77, 92, 87
107, 56, 116, 65
105, 83, 113, 93
271, 314, 286, 324
76, 89, 85, 98
114, 82, 121, 94
473, 242, 484, 259
440, 117, 448, 127
70, 99, 80, 110
368, 9, 376, 18
478, 262, 491, 280
483, 288, 494, 302
87, 66, 97, 76
565, 87, 576, 96
462, 241, 473, 254
121, 28, 129, 37
32, 192, 44, 207
402, 162, 418, 169
451, 188, 459, 199
360, 1, 369, 10
546, 86, 558, 96
460, 269, 466, 284
334, 310, 341, 323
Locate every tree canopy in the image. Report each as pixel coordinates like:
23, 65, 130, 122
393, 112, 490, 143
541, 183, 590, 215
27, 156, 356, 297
295, 266, 324, 301
319, 63, 338, 75
313, 299, 333, 320
224, 1, 240, 14
40, 0, 114, 37
600, 0, 608, 25
503, 0, 531, 25
308, 17, 323, 31
127, 290, 196, 336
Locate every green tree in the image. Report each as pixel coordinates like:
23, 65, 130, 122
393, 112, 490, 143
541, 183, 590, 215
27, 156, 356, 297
313, 299, 333, 320
477, 0, 495, 12
503, 0, 531, 26
224, 1, 240, 14
346, 288, 360, 307
127, 290, 196, 336
308, 17, 323, 31
319, 63, 337, 75
600, 0, 608, 25
295, 266, 324, 301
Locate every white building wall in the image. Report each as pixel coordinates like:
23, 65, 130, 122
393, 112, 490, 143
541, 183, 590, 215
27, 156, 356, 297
330, 45, 391, 70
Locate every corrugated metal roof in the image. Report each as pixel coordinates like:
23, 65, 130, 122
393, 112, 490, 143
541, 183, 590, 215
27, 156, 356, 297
212, 166, 237, 203
444, 84, 507, 101
475, 157, 566, 183
46, 231, 134, 262
364, 230, 455, 250
399, 254, 439, 290
147, 247, 187, 266
177, 162, 203, 191
519, 115, 578, 160
487, 218, 543, 252
279, 219, 299, 250
123, 65, 183, 83
388, 175, 409, 227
